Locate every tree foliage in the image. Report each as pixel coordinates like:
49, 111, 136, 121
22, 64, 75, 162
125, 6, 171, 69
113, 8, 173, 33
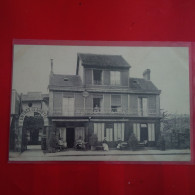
128, 133, 138, 150
160, 112, 190, 149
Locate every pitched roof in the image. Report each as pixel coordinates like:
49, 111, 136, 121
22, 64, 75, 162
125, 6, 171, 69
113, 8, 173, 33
49, 74, 82, 87
42, 94, 49, 99
78, 53, 131, 68
22, 92, 42, 101
129, 78, 159, 91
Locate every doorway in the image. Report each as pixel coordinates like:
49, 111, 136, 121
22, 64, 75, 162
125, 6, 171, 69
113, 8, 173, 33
66, 128, 75, 148
30, 128, 39, 145
140, 124, 148, 142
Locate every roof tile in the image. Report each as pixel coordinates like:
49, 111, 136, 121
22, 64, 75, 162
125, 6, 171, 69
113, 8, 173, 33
129, 78, 159, 91
49, 74, 82, 87
22, 92, 42, 101
78, 53, 130, 68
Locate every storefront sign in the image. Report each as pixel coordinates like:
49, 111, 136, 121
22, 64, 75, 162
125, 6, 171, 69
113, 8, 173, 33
19, 107, 47, 126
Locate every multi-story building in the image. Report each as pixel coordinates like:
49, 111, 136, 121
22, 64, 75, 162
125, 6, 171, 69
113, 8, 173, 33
48, 53, 161, 148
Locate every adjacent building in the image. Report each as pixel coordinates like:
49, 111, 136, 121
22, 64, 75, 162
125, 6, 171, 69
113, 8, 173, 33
9, 91, 49, 151
9, 89, 20, 151
21, 92, 49, 145
48, 54, 161, 148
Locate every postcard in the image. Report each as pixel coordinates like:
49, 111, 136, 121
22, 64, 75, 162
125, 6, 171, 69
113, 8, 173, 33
9, 41, 191, 162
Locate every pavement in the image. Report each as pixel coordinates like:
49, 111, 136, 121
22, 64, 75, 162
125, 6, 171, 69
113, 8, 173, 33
9, 145, 191, 162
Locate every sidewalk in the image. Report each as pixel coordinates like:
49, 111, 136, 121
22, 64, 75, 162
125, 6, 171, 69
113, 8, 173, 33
9, 152, 21, 158
45, 148, 190, 157
9, 147, 191, 162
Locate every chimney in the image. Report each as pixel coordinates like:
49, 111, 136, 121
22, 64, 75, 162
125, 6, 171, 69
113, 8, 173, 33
50, 59, 54, 74
143, 69, 150, 80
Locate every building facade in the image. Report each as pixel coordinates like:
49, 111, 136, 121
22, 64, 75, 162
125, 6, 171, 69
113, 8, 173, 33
10, 89, 20, 151
48, 54, 161, 148
21, 92, 49, 145
9, 91, 49, 151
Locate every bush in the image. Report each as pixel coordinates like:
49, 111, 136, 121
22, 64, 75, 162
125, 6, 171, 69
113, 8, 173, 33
107, 141, 118, 148
157, 135, 165, 150
89, 134, 98, 147
128, 133, 138, 150
48, 133, 57, 153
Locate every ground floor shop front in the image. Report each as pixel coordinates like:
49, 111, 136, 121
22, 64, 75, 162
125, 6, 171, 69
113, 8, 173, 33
50, 117, 161, 149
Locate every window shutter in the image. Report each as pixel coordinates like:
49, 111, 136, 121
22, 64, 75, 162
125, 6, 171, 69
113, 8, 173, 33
62, 97, 74, 116
133, 123, 140, 141
106, 128, 113, 141
97, 123, 102, 141
114, 123, 118, 141
151, 124, 155, 141
148, 124, 152, 141
137, 124, 140, 141
59, 128, 66, 142
148, 123, 155, 141
94, 123, 104, 141
101, 123, 105, 141
62, 98, 69, 115
111, 95, 121, 106
138, 98, 142, 116
75, 127, 85, 140
111, 71, 120, 85
114, 123, 125, 141
94, 123, 98, 135
122, 123, 124, 141
142, 98, 148, 116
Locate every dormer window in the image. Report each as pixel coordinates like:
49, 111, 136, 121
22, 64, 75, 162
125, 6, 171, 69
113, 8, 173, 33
93, 69, 102, 85
110, 71, 120, 85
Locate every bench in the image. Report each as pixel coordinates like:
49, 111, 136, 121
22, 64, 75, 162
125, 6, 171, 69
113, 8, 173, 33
95, 146, 104, 151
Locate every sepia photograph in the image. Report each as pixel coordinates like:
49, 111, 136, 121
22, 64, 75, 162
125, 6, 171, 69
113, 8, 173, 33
9, 42, 191, 161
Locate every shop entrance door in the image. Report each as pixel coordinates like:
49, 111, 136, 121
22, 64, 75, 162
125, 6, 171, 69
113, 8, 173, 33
66, 128, 75, 148
140, 124, 148, 142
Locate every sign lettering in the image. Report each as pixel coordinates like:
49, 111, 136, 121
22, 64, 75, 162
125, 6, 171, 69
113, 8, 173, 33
19, 107, 48, 126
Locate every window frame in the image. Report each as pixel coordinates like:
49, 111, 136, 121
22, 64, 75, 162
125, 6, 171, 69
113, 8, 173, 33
93, 69, 103, 85
110, 71, 121, 85
62, 97, 75, 116
114, 123, 125, 141
111, 94, 121, 113
138, 97, 148, 116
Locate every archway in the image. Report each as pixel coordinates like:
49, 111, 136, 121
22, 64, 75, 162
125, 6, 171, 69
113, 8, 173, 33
23, 115, 44, 145
17, 107, 49, 152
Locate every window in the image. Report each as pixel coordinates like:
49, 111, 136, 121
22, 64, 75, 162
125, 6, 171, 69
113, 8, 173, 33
110, 71, 120, 85
133, 123, 140, 141
62, 97, 74, 116
114, 123, 124, 141
138, 97, 148, 116
93, 69, 102, 85
59, 128, 66, 141
148, 123, 155, 141
75, 127, 85, 140
111, 95, 121, 112
94, 123, 104, 141
93, 97, 103, 112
